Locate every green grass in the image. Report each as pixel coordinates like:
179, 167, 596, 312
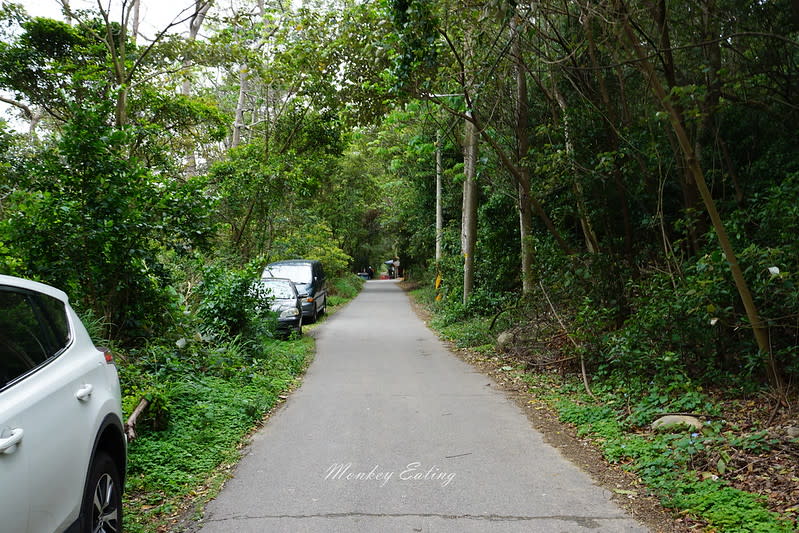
409, 285, 435, 303
434, 315, 494, 348
330, 273, 364, 300
326, 273, 365, 309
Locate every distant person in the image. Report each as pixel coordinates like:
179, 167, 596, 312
392, 257, 400, 279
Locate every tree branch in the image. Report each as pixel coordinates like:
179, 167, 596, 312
0, 95, 33, 120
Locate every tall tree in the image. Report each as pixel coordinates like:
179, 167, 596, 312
511, 14, 535, 294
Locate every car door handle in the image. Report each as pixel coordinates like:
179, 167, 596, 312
0, 428, 24, 454
76, 384, 94, 401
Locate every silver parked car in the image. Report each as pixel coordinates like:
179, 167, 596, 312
255, 277, 303, 337
0, 275, 127, 533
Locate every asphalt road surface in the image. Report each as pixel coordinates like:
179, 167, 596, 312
196, 280, 648, 532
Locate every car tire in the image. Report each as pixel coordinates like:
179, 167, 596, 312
81, 451, 122, 533
310, 304, 318, 323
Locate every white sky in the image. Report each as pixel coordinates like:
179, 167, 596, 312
16, 0, 196, 36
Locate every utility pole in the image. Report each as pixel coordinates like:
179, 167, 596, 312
435, 129, 443, 264
461, 111, 478, 304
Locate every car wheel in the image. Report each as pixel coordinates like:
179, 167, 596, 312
82, 451, 122, 533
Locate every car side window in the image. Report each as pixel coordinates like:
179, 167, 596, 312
0, 288, 71, 389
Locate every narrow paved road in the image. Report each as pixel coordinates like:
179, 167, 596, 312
196, 280, 647, 532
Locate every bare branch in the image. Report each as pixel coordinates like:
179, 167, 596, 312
0, 95, 33, 120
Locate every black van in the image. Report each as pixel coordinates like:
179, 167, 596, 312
263, 260, 327, 322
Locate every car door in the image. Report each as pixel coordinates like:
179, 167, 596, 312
0, 286, 101, 532
0, 397, 30, 533
0, 287, 50, 533
26, 336, 106, 532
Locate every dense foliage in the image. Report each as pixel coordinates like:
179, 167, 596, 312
375, 0, 799, 390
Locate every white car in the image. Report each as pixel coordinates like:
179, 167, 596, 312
0, 275, 127, 533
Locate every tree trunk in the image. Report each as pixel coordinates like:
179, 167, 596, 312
62, 0, 73, 25
181, 1, 213, 96
231, 66, 248, 148
459, 27, 479, 304
651, 0, 677, 88
512, 16, 535, 294
232, 1, 271, 149
129, 0, 140, 44
583, 9, 634, 262
553, 82, 600, 253
181, 0, 213, 174
472, 116, 574, 256
436, 11, 571, 259
115, 85, 128, 128
0, 96, 41, 138
95, 1, 128, 127
124, 396, 151, 442
649, 0, 705, 251
719, 136, 745, 206
695, 0, 722, 192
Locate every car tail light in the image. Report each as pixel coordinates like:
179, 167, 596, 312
98, 347, 115, 364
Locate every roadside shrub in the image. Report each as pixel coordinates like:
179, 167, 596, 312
193, 262, 275, 341
120, 331, 314, 533
0, 107, 214, 341
436, 316, 493, 348
126, 371, 294, 494
431, 299, 468, 327
624, 380, 718, 428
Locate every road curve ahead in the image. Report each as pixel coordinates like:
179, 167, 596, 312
197, 280, 647, 533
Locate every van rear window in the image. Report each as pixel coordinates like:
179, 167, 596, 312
268, 265, 312, 283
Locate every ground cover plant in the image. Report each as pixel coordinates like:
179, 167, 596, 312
120, 336, 312, 533
545, 378, 798, 533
